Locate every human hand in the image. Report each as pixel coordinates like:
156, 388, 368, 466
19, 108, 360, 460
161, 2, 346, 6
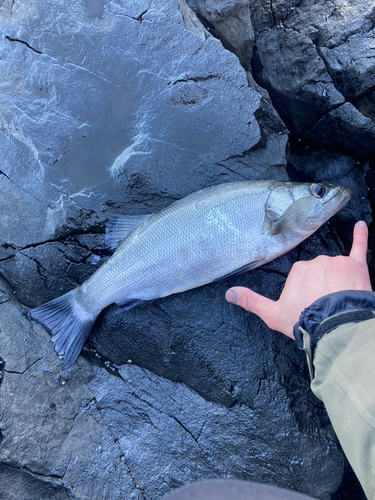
225, 221, 372, 339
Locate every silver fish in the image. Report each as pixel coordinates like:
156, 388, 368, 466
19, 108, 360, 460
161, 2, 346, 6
30, 180, 352, 369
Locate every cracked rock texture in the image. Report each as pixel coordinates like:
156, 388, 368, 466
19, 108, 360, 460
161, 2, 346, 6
249, 0, 375, 158
186, 0, 254, 69
0, 0, 372, 499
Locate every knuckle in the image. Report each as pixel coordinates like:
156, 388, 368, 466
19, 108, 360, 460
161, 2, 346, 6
336, 255, 346, 264
292, 260, 303, 269
357, 239, 367, 248
314, 255, 328, 264
291, 260, 305, 273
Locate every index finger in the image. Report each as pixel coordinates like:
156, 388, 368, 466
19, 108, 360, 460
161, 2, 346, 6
349, 221, 368, 263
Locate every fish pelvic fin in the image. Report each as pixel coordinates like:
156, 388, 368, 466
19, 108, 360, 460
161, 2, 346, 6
29, 290, 97, 370
213, 258, 267, 281
105, 213, 153, 251
268, 196, 315, 236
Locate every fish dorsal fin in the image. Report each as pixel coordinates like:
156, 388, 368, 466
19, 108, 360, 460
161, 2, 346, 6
268, 196, 315, 235
105, 214, 153, 251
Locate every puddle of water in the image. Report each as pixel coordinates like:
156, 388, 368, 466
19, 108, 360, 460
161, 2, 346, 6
58, 83, 140, 196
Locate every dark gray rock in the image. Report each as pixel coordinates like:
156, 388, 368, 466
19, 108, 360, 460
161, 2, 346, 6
0, 285, 142, 499
282, 0, 375, 49
249, 0, 375, 49
92, 272, 289, 408
0, 239, 105, 307
354, 89, 375, 123
0, 464, 70, 500
248, 0, 375, 158
320, 31, 375, 101
186, 0, 254, 69
92, 362, 343, 499
301, 102, 375, 160
252, 27, 345, 134
0, 285, 345, 499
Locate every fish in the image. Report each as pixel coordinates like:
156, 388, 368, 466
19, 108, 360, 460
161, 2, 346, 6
30, 180, 352, 369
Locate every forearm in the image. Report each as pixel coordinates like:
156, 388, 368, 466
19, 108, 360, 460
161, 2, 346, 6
295, 291, 375, 499
312, 320, 375, 499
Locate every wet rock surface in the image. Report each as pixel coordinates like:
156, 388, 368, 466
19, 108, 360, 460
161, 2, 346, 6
186, 0, 254, 69
0, 0, 372, 499
249, 0, 375, 157
0, 285, 345, 500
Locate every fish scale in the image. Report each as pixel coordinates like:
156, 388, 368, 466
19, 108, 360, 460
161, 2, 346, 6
30, 180, 352, 369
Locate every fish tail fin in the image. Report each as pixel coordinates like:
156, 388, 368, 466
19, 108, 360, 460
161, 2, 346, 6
30, 290, 97, 370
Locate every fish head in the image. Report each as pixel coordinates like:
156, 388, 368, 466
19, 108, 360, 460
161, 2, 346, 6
266, 182, 352, 236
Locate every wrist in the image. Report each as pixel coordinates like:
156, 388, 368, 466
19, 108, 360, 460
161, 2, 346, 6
294, 290, 375, 350
293, 290, 375, 378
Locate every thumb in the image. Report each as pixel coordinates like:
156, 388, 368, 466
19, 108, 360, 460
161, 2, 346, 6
349, 221, 368, 264
226, 286, 277, 328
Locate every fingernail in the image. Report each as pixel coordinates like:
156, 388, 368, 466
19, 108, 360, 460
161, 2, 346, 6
226, 290, 238, 304
358, 221, 366, 228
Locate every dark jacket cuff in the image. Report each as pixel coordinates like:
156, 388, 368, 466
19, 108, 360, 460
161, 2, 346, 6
293, 290, 375, 352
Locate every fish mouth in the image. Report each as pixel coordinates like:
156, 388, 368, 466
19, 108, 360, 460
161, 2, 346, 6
336, 186, 352, 211
324, 186, 352, 215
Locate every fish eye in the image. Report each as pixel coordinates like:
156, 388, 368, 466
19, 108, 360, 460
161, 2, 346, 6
310, 183, 326, 198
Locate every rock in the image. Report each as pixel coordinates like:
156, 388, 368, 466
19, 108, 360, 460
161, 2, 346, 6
282, 0, 375, 49
177, 0, 209, 40
0, 284, 141, 499
301, 102, 375, 160
249, 0, 375, 158
0, 285, 345, 499
0, 464, 70, 500
0, 239, 106, 307
252, 27, 345, 134
320, 31, 375, 101
185, 0, 254, 69
354, 89, 375, 123
249, 0, 375, 49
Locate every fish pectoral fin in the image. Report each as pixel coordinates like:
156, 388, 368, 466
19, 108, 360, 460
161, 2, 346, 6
269, 196, 315, 235
105, 214, 153, 251
214, 258, 267, 282
265, 208, 279, 222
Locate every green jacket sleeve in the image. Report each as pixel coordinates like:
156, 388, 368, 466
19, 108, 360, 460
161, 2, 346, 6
293, 290, 375, 500
311, 319, 375, 500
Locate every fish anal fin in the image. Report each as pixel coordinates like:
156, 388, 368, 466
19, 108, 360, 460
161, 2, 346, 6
114, 297, 146, 310
105, 214, 153, 251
